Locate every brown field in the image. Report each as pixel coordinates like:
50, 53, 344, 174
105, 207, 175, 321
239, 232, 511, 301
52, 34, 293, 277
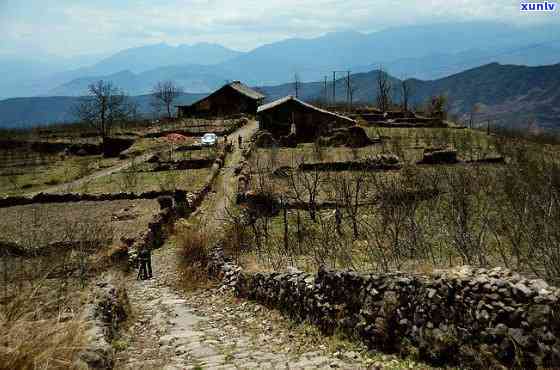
61, 167, 212, 194
0, 199, 161, 252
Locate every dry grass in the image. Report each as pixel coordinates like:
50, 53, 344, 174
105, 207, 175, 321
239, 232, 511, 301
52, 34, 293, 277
64, 168, 212, 195
0, 200, 160, 252
0, 287, 87, 370
175, 222, 214, 291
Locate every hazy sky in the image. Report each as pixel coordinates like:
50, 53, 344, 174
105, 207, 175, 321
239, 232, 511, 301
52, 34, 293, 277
1, 0, 557, 57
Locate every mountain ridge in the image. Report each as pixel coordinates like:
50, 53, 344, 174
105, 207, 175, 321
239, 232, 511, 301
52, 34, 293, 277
2, 62, 559, 130
2, 21, 559, 99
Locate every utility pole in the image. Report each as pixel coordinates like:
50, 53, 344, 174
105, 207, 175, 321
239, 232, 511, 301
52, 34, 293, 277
324, 76, 328, 106
331, 70, 351, 109
346, 71, 351, 111
332, 71, 336, 107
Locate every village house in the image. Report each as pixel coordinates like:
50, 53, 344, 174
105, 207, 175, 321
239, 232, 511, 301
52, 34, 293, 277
176, 81, 265, 118
257, 96, 355, 141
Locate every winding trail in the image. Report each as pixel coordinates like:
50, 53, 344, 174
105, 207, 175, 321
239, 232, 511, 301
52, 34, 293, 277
115, 121, 393, 369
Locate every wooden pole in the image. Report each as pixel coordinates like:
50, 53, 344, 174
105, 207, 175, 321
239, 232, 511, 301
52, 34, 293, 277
347, 71, 351, 111
324, 76, 328, 106
332, 71, 336, 107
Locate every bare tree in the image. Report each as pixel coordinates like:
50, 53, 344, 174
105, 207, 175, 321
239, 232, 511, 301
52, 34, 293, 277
349, 78, 360, 110
469, 103, 483, 129
401, 79, 413, 112
152, 81, 184, 119
287, 160, 322, 222
376, 67, 392, 112
75, 80, 133, 142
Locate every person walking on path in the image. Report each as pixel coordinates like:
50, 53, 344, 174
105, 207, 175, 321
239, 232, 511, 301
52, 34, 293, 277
136, 247, 153, 280
238, 135, 243, 149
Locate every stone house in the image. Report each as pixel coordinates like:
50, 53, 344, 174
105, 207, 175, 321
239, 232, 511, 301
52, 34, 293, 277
257, 96, 355, 141
177, 81, 265, 118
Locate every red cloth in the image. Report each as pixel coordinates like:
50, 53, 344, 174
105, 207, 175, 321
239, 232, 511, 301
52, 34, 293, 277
164, 133, 188, 143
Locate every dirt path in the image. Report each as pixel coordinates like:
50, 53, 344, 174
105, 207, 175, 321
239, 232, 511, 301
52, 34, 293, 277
36, 152, 155, 195
115, 121, 408, 369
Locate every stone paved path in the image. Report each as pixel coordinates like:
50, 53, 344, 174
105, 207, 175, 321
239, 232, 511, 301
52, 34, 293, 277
118, 267, 377, 369
115, 121, 418, 369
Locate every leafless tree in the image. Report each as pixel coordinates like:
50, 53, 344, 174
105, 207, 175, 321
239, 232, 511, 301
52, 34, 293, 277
349, 78, 360, 110
287, 161, 322, 222
401, 79, 412, 112
75, 80, 134, 142
330, 172, 368, 239
469, 103, 483, 129
376, 67, 392, 112
152, 81, 184, 119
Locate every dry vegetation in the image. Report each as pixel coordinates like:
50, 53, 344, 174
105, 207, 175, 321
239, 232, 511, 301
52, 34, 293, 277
0, 199, 160, 252
0, 150, 121, 196
0, 116, 237, 369
63, 167, 212, 194
232, 126, 560, 285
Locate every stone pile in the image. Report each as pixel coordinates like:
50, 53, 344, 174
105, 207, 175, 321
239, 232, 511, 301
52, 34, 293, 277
321, 126, 373, 148
208, 246, 242, 291
418, 147, 459, 164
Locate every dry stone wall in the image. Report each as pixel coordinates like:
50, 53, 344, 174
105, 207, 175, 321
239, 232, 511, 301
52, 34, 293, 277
0, 190, 183, 209
75, 279, 130, 369
208, 247, 560, 368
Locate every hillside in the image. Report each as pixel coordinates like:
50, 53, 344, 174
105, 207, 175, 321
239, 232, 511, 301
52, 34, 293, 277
0, 93, 205, 129
408, 63, 560, 128
2, 63, 559, 130
260, 63, 560, 130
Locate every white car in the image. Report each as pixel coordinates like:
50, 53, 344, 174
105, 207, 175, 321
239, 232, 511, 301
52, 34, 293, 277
201, 133, 218, 146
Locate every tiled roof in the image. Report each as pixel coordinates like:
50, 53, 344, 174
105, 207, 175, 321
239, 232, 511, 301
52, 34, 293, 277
228, 81, 265, 100
257, 96, 356, 123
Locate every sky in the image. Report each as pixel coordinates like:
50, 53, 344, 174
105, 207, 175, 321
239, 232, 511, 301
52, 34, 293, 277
0, 0, 557, 58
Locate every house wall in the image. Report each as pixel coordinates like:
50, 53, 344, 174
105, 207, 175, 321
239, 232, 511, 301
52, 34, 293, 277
180, 87, 261, 118
258, 101, 353, 140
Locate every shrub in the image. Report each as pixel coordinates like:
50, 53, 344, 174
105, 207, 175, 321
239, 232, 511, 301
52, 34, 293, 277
176, 223, 211, 290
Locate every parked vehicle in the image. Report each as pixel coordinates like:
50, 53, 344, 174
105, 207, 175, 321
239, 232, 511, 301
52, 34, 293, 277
201, 133, 218, 146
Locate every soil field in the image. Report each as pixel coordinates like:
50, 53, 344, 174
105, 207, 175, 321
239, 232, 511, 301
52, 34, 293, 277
60, 168, 212, 195
0, 199, 161, 252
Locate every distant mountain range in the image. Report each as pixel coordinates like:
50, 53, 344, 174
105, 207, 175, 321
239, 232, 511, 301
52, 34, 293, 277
1, 62, 559, 130
0, 43, 241, 99
1, 21, 559, 99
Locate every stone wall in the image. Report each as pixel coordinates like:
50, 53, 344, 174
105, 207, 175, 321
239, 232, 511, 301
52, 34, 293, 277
208, 247, 560, 368
75, 279, 130, 369
127, 148, 228, 264
0, 190, 184, 209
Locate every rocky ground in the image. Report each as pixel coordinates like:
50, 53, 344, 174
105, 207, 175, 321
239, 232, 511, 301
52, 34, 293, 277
115, 243, 423, 370
114, 121, 425, 369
